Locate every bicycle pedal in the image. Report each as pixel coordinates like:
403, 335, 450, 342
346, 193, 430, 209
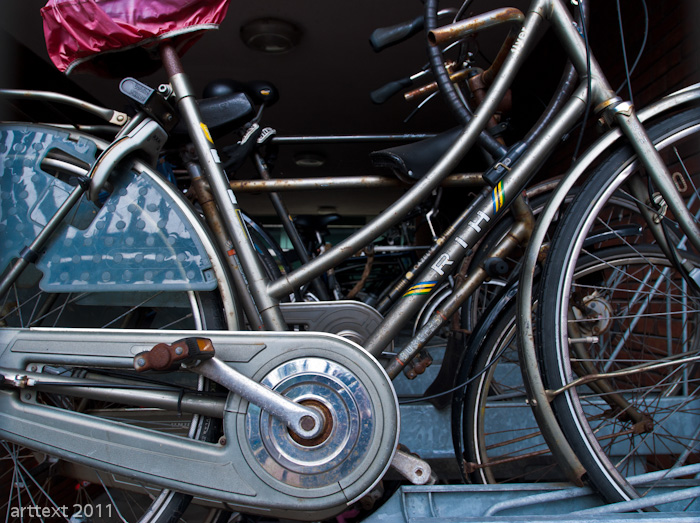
133, 337, 215, 372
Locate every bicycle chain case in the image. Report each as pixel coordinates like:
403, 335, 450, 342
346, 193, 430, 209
0, 328, 399, 520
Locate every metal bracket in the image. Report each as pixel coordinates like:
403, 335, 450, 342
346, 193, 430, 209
87, 118, 168, 201
596, 97, 634, 128
390, 448, 434, 485
120, 78, 178, 131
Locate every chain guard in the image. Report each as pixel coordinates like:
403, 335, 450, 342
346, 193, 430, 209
280, 300, 393, 352
0, 328, 398, 520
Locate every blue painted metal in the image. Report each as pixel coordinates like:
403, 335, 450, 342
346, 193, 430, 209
0, 124, 98, 272
0, 124, 216, 292
365, 481, 700, 522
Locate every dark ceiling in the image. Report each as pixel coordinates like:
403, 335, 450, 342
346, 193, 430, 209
0, 1, 694, 217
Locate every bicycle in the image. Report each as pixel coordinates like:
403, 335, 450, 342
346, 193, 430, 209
1, 0, 699, 520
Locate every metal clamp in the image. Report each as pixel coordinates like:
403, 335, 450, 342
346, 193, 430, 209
596, 96, 634, 128
390, 448, 434, 485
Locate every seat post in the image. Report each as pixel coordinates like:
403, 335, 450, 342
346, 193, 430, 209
159, 43, 288, 332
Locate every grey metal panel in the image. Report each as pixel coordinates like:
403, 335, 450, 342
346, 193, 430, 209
365, 483, 699, 522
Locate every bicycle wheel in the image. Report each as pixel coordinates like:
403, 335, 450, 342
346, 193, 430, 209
1, 132, 231, 522
458, 299, 564, 484
458, 246, 687, 485
537, 106, 700, 506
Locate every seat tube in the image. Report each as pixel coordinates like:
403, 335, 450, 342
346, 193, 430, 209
161, 44, 286, 331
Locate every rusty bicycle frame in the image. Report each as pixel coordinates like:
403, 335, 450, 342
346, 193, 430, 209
3, 0, 699, 491
172, 0, 698, 358
161, 0, 700, 482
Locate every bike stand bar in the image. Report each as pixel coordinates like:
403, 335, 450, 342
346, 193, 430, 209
365, 483, 700, 522
485, 464, 700, 517
570, 487, 700, 516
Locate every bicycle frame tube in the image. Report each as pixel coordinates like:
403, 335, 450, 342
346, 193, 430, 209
368, 0, 694, 362
547, 0, 700, 250
263, 0, 604, 357
168, 0, 691, 359
252, 153, 332, 301
265, 7, 548, 302
267, 0, 688, 357
228, 173, 486, 192
384, 194, 535, 377
161, 45, 286, 331
366, 82, 589, 359
264, 0, 616, 302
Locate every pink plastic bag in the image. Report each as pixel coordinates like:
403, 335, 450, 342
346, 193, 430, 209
41, 0, 230, 75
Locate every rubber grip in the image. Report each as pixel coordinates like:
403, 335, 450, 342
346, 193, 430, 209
369, 15, 424, 52
370, 77, 413, 104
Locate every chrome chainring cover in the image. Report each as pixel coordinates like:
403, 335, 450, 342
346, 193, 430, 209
247, 357, 379, 491
237, 340, 399, 514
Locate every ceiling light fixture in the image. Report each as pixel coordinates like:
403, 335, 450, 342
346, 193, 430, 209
293, 152, 326, 168
240, 18, 302, 53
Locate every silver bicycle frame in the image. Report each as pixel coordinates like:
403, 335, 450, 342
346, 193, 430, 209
166, 0, 697, 372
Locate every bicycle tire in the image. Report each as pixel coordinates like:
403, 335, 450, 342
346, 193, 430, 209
458, 246, 686, 486
1, 143, 230, 522
459, 299, 562, 484
536, 105, 700, 506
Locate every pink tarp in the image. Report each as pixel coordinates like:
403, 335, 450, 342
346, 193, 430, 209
41, 0, 230, 75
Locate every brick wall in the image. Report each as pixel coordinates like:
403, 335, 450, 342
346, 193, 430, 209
533, 0, 699, 180
592, 0, 699, 107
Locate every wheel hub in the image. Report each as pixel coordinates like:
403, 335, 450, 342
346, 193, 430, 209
574, 293, 614, 336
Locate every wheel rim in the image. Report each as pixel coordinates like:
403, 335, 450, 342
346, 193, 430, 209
545, 113, 700, 504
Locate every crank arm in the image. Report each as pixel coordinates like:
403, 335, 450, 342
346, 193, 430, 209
0, 327, 399, 520
193, 358, 323, 439
133, 337, 324, 439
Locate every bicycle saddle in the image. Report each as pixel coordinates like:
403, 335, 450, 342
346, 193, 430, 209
370, 127, 461, 183
170, 91, 255, 139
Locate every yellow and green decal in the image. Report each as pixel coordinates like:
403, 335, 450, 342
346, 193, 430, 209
492, 180, 504, 213
404, 281, 437, 297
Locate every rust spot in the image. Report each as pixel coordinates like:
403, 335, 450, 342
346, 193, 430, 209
289, 400, 334, 447
428, 8, 525, 47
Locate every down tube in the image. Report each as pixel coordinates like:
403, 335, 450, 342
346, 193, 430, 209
366, 84, 589, 359
266, 6, 549, 301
